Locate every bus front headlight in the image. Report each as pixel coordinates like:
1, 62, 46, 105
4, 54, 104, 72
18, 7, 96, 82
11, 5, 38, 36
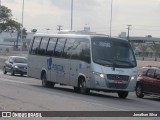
14, 66, 18, 68
93, 72, 105, 78
100, 73, 105, 78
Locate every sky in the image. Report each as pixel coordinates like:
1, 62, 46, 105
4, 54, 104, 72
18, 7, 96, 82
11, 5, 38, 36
2, 0, 160, 37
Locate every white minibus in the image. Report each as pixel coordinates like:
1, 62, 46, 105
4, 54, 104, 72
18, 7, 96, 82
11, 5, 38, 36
28, 33, 138, 98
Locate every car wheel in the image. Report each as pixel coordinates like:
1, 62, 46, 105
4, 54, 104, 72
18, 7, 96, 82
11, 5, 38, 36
3, 67, 7, 74
135, 84, 144, 98
118, 91, 128, 99
78, 77, 90, 94
11, 69, 15, 76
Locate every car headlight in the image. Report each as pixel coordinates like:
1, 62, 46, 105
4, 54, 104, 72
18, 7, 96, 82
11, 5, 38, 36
93, 72, 105, 78
14, 66, 18, 68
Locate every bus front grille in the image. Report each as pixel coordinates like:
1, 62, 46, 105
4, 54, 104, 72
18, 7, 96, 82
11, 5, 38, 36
107, 74, 129, 81
108, 83, 128, 89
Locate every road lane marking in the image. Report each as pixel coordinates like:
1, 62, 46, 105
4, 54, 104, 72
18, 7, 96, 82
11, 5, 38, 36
80, 100, 128, 111
0, 79, 30, 84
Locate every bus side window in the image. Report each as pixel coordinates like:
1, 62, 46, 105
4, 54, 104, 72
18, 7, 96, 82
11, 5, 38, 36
30, 37, 41, 55
38, 37, 49, 56
54, 38, 66, 58
71, 40, 82, 60
81, 41, 91, 63
46, 38, 57, 56
62, 38, 75, 59
71, 39, 90, 63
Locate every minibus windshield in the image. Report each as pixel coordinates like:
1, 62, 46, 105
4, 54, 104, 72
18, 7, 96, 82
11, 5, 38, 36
92, 37, 137, 68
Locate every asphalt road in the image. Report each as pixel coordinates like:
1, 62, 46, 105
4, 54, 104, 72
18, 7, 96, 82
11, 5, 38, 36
0, 71, 160, 120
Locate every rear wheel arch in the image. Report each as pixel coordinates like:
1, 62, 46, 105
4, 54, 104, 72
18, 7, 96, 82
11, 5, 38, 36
78, 76, 85, 85
41, 70, 47, 79
41, 70, 55, 88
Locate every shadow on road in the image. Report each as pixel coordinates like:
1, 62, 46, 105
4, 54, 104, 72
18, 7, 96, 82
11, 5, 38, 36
30, 84, 134, 101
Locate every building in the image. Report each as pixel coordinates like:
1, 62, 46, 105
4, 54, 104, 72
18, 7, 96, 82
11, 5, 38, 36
118, 32, 160, 43
118, 32, 160, 57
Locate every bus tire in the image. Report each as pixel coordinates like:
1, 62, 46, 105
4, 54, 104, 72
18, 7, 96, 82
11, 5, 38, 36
74, 87, 80, 93
41, 72, 48, 87
41, 72, 55, 88
118, 91, 128, 99
78, 77, 90, 95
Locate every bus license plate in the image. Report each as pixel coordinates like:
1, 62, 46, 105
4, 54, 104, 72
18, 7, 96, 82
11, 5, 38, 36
114, 80, 122, 84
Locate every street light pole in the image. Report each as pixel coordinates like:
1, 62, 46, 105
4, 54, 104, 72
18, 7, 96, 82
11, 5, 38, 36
71, 0, 73, 30
21, 0, 24, 45
127, 25, 132, 40
110, 0, 113, 37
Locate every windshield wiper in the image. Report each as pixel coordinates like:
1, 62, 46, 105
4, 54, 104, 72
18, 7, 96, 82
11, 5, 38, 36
94, 58, 117, 68
115, 60, 135, 67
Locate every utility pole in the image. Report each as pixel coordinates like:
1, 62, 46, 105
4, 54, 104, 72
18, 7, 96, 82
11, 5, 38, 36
57, 25, 63, 31
110, 0, 113, 37
20, 0, 24, 50
71, 0, 73, 30
0, 0, 1, 6
127, 25, 132, 41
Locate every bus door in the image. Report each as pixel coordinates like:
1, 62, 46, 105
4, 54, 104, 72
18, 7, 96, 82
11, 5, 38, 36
59, 38, 75, 85
53, 38, 67, 84
29, 37, 42, 78
46, 38, 57, 82
69, 39, 91, 87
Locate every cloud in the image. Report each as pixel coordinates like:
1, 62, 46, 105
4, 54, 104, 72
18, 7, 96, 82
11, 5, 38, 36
3, 0, 17, 4
3, 0, 160, 37
49, 0, 99, 11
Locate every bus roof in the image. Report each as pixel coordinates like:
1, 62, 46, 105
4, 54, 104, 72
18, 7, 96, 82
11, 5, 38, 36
33, 33, 127, 41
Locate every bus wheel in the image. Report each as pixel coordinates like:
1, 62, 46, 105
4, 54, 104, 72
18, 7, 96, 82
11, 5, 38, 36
41, 73, 51, 87
74, 87, 80, 93
78, 77, 90, 94
118, 91, 128, 99
41, 73, 48, 87
135, 84, 144, 98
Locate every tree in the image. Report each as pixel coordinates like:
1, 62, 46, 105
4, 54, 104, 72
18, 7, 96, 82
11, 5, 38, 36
19, 28, 27, 39
0, 5, 28, 49
16, 28, 27, 49
138, 43, 148, 61
0, 5, 21, 32
150, 42, 160, 61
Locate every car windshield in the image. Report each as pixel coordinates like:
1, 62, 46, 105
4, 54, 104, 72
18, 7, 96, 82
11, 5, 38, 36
92, 37, 137, 68
13, 57, 27, 63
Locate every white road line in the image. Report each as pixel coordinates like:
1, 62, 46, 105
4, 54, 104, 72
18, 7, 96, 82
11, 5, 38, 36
80, 100, 128, 111
0, 79, 29, 84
